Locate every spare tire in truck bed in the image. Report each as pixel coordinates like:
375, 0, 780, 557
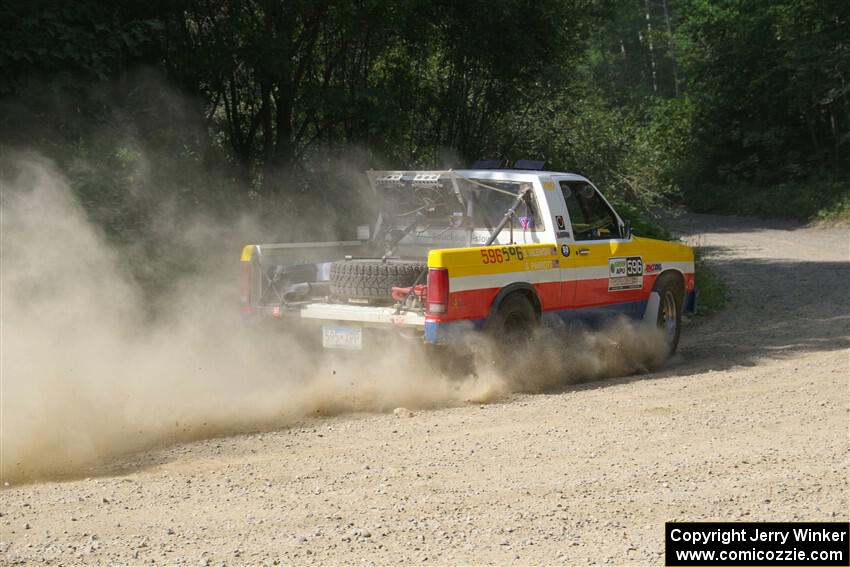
330, 259, 427, 303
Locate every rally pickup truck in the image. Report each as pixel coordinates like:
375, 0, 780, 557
240, 163, 696, 357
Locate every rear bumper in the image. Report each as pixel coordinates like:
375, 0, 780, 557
246, 302, 425, 328
243, 302, 428, 349
424, 319, 485, 344
297, 302, 426, 328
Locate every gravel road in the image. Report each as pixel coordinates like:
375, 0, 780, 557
2, 214, 848, 566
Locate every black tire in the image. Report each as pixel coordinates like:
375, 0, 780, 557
480, 293, 538, 377
486, 293, 537, 346
654, 274, 684, 357
330, 259, 427, 303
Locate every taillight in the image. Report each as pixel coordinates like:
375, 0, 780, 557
426, 268, 449, 315
239, 261, 253, 314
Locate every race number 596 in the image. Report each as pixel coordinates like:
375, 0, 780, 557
626, 257, 643, 276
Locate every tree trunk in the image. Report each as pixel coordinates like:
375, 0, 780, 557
830, 106, 839, 169
660, 0, 679, 97
272, 87, 294, 170
645, 0, 658, 93
260, 79, 273, 174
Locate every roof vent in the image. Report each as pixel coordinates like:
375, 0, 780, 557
470, 159, 507, 169
513, 159, 547, 170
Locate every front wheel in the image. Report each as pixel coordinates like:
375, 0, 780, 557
654, 276, 683, 356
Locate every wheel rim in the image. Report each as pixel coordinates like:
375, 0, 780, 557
659, 290, 678, 343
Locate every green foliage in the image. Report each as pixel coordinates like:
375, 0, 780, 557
1, 0, 846, 273
489, 92, 696, 213
157, 0, 590, 182
816, 194, 850, 221
676, 0, 849, 187
566, 0, 849, 221
610, 201, 672, 241
686, 175, 850, 221
0, 1, 163, 95
693, 249, 728, 316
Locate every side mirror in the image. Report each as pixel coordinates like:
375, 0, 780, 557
622, 219, 632, 240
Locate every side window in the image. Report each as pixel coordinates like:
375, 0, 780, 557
560, 181, 621, 240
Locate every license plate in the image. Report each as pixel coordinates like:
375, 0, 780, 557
321, 325, 362, 350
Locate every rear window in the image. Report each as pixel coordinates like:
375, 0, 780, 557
458, 179, 544, 231
378, 176, 544, 233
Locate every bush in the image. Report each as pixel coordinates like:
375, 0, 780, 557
693, 249, 728, 316
685, 174, 850, 221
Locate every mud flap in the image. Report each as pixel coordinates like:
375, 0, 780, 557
685, 288, 698, 314
642, 291, 661, 325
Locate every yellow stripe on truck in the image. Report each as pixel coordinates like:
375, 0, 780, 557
429, 238, 693, 276
571, 236, 694, 269
428, 244, 560, 278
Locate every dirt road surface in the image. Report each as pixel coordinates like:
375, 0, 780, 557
2, 214, 848, 565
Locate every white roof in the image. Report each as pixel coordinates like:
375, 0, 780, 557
369, 169, 590, 183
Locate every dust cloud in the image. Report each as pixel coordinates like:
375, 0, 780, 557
0, 157, 666, 484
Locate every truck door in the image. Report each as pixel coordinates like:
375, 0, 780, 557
557, 180, 646, 315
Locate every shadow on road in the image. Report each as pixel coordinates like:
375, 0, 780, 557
544, 240, 848, 394
669, 254, 849, 376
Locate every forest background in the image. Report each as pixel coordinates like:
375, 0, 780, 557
1, 0, 847, 294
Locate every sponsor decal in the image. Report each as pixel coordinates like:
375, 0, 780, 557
555, 215, 566, 231
645, 262, 662, 274
525, 247, 551, 257
542, 180, 555, 190
608, 256, 643, 291
560, 244, 571, 257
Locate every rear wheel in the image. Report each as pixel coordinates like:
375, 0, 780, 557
488, 293, 537, 340
484, 293, 538, 372
654, 275, 684, 356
